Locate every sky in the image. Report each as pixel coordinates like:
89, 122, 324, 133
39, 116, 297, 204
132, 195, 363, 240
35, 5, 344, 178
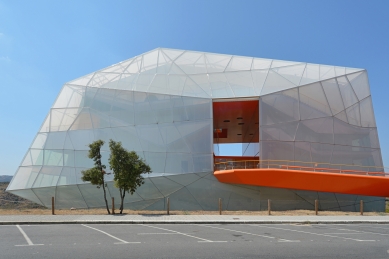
0, 0, 388, 175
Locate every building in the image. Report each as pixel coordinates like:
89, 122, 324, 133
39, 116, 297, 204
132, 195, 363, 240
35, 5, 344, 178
7, 48, 386, 211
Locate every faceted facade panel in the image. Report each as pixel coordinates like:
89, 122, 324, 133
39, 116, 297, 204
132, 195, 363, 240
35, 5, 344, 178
259, 72, 382, 172
7, 48, 384, 212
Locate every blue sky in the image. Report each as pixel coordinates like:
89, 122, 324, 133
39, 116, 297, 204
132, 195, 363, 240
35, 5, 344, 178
0, 0, 388, 175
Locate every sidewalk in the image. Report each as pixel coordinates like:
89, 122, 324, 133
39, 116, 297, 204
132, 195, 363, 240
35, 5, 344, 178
1, 214, 389, 225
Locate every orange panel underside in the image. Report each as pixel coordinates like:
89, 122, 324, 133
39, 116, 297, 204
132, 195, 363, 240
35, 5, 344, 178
214, 169, 389, 197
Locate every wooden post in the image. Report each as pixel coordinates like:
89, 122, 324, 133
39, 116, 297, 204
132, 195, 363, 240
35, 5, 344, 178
360, 200, 364, 216
268, 199, 271, 215
112, 197, 115, 215
167, 197, 170, 215
219, 198, 222, 215
315, 199, 318, 215
51, 197, 55, 215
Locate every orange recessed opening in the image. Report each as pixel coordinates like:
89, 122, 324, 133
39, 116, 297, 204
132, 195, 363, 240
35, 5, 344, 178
213, 100, 259, 144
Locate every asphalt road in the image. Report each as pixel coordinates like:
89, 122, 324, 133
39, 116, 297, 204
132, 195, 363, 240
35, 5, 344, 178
1, 224, 389, 259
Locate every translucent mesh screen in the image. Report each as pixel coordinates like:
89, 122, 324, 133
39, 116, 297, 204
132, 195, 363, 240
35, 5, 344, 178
9, 48, 383, 212
260, 73, 382, 169
9, 88, 213, 191
261, 88, 299, 125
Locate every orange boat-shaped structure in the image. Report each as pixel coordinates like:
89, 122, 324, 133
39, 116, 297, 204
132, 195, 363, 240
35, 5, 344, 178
214, 159, 389, 197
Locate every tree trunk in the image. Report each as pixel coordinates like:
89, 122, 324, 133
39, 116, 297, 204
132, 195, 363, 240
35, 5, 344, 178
102, 183, 111, 214
119, 188, 123, 212
97, 148, 110, 215
120, 189, 125, 214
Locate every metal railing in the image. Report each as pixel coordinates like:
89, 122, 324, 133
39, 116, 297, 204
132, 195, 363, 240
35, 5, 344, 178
214, 159, 389, 177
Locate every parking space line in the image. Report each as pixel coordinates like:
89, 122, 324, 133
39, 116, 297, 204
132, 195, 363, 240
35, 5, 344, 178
250, 225, 375, 242
81, 224, 140, 244
15, 225, 44, 246
198, 225, 300, 242
323, 233, 360, 235
336, 224, 389, 231
137, 233, 181, 235
324, 226, 389, 237
139, 224, 227, 243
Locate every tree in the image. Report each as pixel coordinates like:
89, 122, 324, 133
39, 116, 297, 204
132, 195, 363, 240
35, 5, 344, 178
81, 140, 111, 214
109, 140, 151, 214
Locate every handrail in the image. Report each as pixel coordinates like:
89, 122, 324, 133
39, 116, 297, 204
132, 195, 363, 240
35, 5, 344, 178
214, 159, 388, 177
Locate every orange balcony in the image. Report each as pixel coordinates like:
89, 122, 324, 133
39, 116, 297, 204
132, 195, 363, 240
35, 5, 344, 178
214, 159, 389, 197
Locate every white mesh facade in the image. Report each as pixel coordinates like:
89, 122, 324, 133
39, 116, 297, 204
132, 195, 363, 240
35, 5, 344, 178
7, 48, 384, 211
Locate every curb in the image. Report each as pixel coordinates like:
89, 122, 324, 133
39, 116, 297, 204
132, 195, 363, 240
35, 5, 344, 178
1, 220, 389, 225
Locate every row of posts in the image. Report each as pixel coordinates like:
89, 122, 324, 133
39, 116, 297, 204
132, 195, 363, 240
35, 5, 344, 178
266, 199, 364, 216
167, 198, 365, 216
50, 197, 365, 216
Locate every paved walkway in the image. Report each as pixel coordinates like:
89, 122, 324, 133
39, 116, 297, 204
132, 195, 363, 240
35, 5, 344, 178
0, 214, 389, 225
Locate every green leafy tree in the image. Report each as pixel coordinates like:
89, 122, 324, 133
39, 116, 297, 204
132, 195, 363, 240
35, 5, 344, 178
81, 140, 111, 214
109, 140, 151, 214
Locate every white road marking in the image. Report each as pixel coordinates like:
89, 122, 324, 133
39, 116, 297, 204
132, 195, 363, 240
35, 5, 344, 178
337, 224, 389, 231
324, 226, 389, 237
137, 232, 181, 235
15, 225, 44, 246
251, 225, 375, 242
197, 241, 229, 243
278, 240, 301, 242
365, 225, 389, 230
324, 233, 361, 235
15, 247, 44, 249
24, 225, 54, 227
139, 224, 226, 243
198, 224, 300, 242
81, 224, 140, 244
